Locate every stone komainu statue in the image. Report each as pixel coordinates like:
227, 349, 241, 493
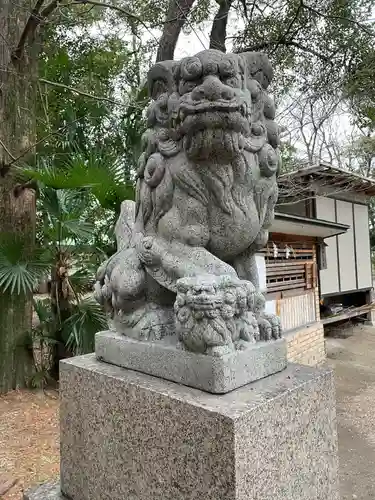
95, 49, 281, 357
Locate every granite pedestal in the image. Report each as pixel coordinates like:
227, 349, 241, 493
96, 330, 287, 393
25, 354, 339, 500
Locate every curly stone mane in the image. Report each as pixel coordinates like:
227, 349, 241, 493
95, 49, 282, 351
135, 50, 280, 238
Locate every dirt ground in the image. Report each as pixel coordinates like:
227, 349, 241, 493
326, 323, 375, 500
0, 390, 59, 499
1, 324, 375, 499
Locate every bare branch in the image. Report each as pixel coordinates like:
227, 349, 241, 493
237, 40, 330, 62
270, 0, 303, 54
239, 0, 248, 21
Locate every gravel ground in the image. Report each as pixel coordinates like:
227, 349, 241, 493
326, 324, 375, 500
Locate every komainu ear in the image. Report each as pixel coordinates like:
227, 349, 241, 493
239, 52, 274, 90
147, 60, 179, 100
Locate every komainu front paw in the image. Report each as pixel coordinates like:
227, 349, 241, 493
112, 304, 175, 340
94, 247, 146, 313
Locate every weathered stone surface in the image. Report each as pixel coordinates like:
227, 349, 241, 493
114, 200, 135, 251
60, 354, 339, 500
96, 330, 287, 393
23, 481, 64, 500
94, 49, 282, 359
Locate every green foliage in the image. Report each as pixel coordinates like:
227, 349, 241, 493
233, 0, 375, 116
28, 298, 59, 388
344, 133, 375, 176
27, 296, 105, 386
343, 132, 375, 250
0, 234, 50, 295
35, 8, 149, 186
62, 297, 107, 355
344, 39, 375, 129
279, 142, 300, 173
22, 146, 135, 257
0, 145, 135, 383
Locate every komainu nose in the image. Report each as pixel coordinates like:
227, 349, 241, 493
191, 75, 235, 102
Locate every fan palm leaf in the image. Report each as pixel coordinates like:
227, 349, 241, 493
0, 235, 52, 295
62, 297, 107, 354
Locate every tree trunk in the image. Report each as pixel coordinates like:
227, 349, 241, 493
209, 0, 232, 53
49, 255, 74, 381
156, 0, 196, 62
0, 0, 38, 393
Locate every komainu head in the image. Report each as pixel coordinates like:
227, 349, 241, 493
144, 49, 279, 171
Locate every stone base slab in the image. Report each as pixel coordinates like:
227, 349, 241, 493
54, 354, 339, 500
95, 330, 287, 393
24, 482, 64, 499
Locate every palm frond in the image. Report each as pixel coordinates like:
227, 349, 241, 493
60, 216, 95, 241
62, 297, 107, 354
0, 235, 52, 295
33, 297, 54, 324
69, 267, 95, 296
19, 147, 134, 203
19, 157, 96, 190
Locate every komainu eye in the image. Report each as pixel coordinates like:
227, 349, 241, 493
180, 56, 203, 81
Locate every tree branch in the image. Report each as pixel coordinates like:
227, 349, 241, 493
39, 78, 126, 106
270, 0, 303, 54
12, 0, 45, 62
209, 0, 233, 52
11, 0, 64, 62
302, 3, 375, 37
0, 137, 16, 160
68, 0, 159, 43
237, 40, 330, 62
40, 0, 62, 19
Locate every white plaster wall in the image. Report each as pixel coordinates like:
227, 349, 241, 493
353, 203, 372, 289
255, 254, 267, 292
336, 200, 356, 292
265, 300, 276, 315
315, 196, 340, 295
